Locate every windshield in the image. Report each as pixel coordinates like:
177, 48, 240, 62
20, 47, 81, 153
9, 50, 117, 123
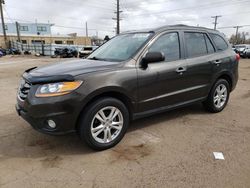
236, 45, 246, 49
88, 33, 153, 62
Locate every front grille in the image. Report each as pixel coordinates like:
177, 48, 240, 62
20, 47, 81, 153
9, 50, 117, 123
18, 79, 31, 101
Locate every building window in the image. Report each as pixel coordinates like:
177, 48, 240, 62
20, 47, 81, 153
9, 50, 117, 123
37, 26, 47, 32
55, 40, 63, 44
31, 40, 45, 44
67, 40, 74, 45
21, 40, 27, 44
4, 25, 8, 30
209, 33, 228, 51
19, 26, 29, 31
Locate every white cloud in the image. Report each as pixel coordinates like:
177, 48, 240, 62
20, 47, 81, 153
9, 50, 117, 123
2, 0, 250, 38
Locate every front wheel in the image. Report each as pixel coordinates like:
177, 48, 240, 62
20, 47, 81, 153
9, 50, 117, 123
203, 79, 230, 113
78, 97, 129, 150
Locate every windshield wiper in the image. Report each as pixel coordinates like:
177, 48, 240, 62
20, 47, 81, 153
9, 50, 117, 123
88, 56, 99, 60
88, 57, 108, 61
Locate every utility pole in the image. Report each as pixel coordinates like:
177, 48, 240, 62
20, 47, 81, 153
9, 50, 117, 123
234, 26, 243, 44
113, 0, 122, 35
211, 15, 222, 30
0, 0, 7, 47
15, 21, 21, 42
85, 21, 88, 38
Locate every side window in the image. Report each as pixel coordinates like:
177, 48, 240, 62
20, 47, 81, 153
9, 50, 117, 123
204, 34, 215, 53
184, 32, 207, 58
209, 33, 228, 51
149, 32, 180, 62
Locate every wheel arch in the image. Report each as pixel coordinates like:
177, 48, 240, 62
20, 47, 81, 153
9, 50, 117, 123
75, 87, 136, 131
216, 73, 233, 91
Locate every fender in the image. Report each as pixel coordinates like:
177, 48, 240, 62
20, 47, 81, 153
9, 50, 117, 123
210, 70, 234, 90
78, 86, 137, 114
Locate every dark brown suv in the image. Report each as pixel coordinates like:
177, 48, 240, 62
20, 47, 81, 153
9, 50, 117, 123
16, 25, 239, 150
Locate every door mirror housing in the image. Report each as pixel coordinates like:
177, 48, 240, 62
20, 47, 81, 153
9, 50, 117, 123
141, 52, 165, 68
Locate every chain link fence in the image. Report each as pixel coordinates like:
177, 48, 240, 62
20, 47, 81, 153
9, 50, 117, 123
10, 41, 87, 56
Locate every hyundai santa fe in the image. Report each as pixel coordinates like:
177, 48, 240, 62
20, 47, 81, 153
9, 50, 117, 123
16, 25, 239, 150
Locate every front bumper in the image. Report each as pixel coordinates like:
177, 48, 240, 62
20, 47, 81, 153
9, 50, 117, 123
16, 91, 84, 135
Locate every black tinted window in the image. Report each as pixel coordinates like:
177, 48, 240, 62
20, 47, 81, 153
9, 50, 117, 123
210, 33, 228, 51
205, 34, 215, 53
185, 32, 207, 58
149, 32, 180, 62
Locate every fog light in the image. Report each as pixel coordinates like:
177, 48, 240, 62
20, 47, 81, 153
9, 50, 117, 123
47, 120, 56, 129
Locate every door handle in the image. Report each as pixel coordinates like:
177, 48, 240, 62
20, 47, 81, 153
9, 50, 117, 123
176, 67, 187, 75
213, 60, 222, 65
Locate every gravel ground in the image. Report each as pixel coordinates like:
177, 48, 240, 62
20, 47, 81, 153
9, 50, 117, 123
0, 56, 250, 188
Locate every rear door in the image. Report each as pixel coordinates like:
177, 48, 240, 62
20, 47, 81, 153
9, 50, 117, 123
208, 33, 233, 82
182, 31, 216, 99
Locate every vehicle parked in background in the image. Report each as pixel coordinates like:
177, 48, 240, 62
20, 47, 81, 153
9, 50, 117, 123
235, 44, 250, 58
0, 50, 3, 57
232, 45, 236, 52
54, 47, 78, 58
79, 47, 94, 58
0, 48, 6, 56
16, 25, 239, 150
1, 48, 21, 55
54, 48, 63, 57
244, 47, 250, 58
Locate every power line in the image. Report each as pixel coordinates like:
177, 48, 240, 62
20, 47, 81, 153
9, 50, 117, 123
1, 15, 115, 33
123, 0, 171, 6
218, 25, 250, 29
211, 15, 222, 30
2, 5, 14, 23
53, 24, 114, 32
218, 25, 250, 44
123, 0, 249, 18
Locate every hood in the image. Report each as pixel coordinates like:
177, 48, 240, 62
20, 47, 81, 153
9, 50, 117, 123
29, 59, 119, 77
237, 48, 245, 52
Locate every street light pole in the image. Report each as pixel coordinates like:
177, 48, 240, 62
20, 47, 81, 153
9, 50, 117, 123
0, 0, 8, 47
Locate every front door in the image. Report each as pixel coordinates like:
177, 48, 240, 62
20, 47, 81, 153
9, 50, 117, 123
137, 32, 189, 112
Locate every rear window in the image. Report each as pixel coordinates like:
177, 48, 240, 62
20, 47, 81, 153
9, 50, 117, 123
184, 32, 207, 58
209, 33, 228, 51
83, 47, 93, 51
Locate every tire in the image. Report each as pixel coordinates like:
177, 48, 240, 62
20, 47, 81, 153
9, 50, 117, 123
203, 79, 230, 113
78, 97, 129, 150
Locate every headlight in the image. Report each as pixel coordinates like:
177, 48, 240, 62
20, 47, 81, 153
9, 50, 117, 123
35, 81, 83, 97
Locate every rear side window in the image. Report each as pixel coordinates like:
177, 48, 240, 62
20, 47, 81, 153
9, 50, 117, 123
148, 32, 180, 62
204, 34, 215, 53
209, 33, 228, 51
184, 32, 207, 58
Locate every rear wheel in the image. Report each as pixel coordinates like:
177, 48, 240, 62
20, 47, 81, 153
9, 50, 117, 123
203, 79, 230, 113
78, 97, 129, 150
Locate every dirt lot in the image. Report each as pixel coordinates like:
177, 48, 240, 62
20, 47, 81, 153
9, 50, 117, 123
0, 56, 250, 188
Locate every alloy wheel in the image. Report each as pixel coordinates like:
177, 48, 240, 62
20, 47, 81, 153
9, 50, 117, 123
90, 106, 124, 144
213, 84, 228, 109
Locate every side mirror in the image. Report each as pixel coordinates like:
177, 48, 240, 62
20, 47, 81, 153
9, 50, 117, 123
141, 51, 165, 68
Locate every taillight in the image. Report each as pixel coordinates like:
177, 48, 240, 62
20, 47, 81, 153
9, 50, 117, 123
236, 53, 240, 61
